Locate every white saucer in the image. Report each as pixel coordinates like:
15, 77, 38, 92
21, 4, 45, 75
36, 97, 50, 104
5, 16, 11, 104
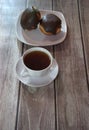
16, 9, 67, 46
16, 57, 59, 87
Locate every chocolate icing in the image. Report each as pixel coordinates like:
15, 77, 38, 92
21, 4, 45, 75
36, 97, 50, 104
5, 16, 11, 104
21, 8, 41, 30
40, 14, 61, 34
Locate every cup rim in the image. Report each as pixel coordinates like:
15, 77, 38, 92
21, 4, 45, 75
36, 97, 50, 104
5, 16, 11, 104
22, 47, 53, 73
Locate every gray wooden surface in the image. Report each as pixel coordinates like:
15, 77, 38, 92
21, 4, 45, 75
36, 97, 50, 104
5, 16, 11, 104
0, 0, 89, 130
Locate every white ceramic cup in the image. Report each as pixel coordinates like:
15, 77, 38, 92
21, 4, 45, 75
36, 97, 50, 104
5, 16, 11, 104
21, 47, 53, 77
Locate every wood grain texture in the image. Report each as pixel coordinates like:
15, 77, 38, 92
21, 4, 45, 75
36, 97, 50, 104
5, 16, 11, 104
0, 0, 26, 130
17, 85, 55, 130
1, 0, 88, 130
17, 0, 55, 130
53, 0, 89, 130
78, 0, 89, 84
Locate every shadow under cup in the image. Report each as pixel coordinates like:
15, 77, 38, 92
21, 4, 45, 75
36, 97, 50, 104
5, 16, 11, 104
23, 47, 53, 76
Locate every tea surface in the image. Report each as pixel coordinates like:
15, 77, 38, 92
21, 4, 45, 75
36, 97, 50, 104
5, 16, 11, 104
24, 51, 50, 70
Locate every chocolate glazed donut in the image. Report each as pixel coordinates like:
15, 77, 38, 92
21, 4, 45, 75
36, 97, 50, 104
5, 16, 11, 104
20, 7, 41, 30
39, 14, 61, 35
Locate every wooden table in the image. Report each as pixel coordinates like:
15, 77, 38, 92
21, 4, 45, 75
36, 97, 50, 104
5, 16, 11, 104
0, 0, 89, 130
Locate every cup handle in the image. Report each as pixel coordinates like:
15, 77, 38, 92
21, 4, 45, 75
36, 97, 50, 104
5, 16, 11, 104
20, 68, 29, 77
50, 59, 57, 71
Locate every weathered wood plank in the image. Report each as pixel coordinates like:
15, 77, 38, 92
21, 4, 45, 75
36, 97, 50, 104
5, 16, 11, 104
0, 0, 26, 130
53, 0, 89, 130
78, 0, 89, 85
17, 85, 55, 130
17, 0, 55, 130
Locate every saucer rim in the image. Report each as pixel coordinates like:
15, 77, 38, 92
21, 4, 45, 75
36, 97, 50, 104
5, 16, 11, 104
16, 57, 59, 87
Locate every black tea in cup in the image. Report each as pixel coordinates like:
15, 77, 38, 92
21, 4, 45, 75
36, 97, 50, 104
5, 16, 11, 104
23, 51, 51, 70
